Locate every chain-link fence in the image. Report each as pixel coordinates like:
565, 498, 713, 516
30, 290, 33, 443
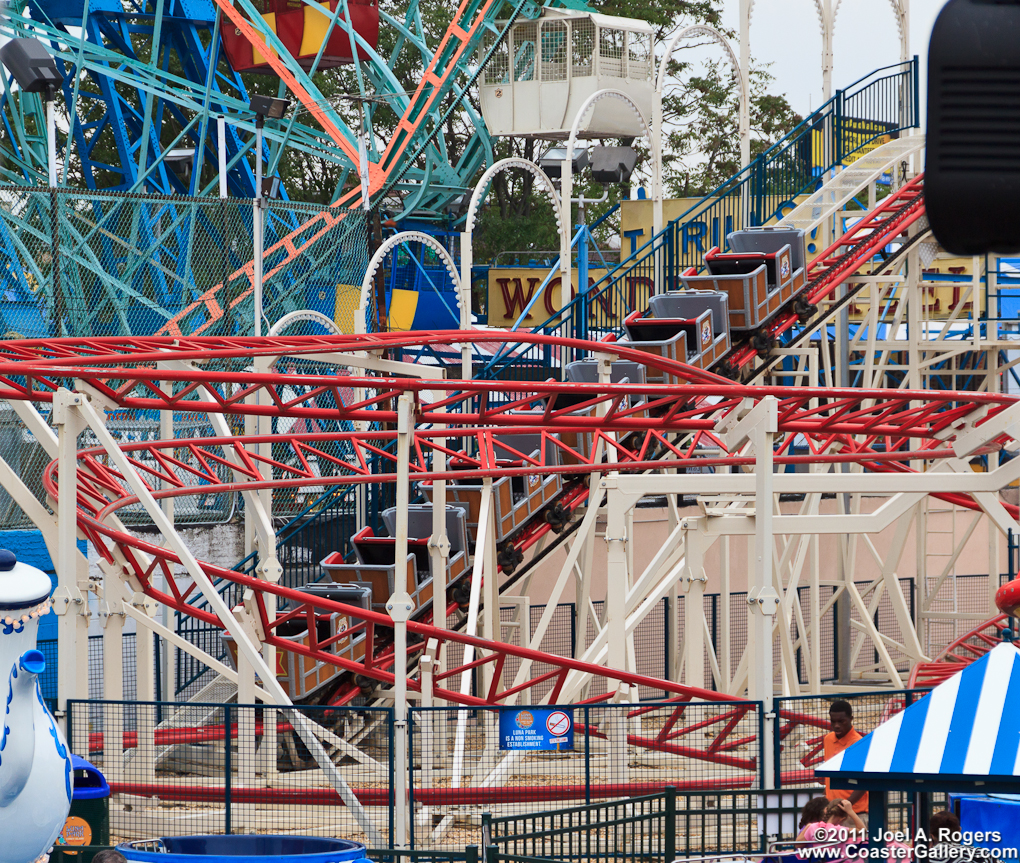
0, 400, 239, 529
68, 699, 394, 842
0, 185, 368, 339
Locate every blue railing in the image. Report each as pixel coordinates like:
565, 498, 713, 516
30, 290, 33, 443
478, 58, 920, 383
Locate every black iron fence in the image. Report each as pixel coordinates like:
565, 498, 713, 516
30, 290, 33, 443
774, 689, 931, 790
477, 59, 920, 383
61, 693, 954, 852
408, 701, 765, 849
482, 790, 677, 863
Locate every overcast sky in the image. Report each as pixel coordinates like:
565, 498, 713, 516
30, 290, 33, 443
713, 0, 946, 121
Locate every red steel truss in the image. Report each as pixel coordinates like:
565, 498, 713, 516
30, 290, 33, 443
2, 332, 1016, 780
729, 174, 927, 370
907, 614, 1010, 688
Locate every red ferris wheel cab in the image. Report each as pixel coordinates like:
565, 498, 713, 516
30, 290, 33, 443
220, 0, 379, 74
997, 579, 1020, 617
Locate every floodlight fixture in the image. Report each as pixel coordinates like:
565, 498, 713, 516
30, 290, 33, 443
166, 148, 196, 185
445, 193, 469, 219
590, 145, 638, 185
250, 94, 290, 124
0, 39, 60, 96
1, 39, 61, 187
261, 176, 282, 200
539, 145, 589, 180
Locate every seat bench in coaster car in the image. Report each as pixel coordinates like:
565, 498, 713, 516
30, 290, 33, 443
221, 583, 372, 700
318, 504, 470, 612
680, 227, 810, 331
420, 434, 563, 561
617, 290, 730, 374
554, 359, 652, 452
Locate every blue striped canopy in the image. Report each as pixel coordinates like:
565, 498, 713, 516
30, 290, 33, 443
815, 643, 1020, 789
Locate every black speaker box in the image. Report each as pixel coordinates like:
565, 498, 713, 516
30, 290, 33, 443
927, 0, 1020, 254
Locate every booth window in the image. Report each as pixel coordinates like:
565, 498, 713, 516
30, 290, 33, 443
572, 18, 594, 78
540, 20, 568, 82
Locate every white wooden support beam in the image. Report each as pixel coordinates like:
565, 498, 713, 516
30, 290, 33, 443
100, 596, 125, 781
52, 389, 90, 739
680, 518, 708, 690
72, 397, 383, 845
388, 591, 414, 849
953, 402, 1020, 458
748, 396, 779, 790
133, 594, 157, 783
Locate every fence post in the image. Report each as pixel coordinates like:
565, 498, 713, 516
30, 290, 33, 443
570, 601, 577, 660
772, 700, 782, 790
835, 91, 844, 165
480, 813, 492, 849
391, 708, 398, 849
584, 705, 591, 805
664, 786, 676, 863
466, 845, 479, 863
486, 845, 499, 863
918, 54, 926, 127
223, 703, 232, 835
66, 701, 74, 767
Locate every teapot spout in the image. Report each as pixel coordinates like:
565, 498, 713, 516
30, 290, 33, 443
0, 650, 44, 807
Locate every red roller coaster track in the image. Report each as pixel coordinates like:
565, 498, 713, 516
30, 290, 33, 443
2, 331, 1017, 786
730, 174, 927, 371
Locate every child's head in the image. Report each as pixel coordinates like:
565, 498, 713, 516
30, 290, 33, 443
824, 799, 848, 824
799, 796, 829, 829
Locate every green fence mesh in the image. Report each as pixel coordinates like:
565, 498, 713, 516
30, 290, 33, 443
0, 186, 368, 338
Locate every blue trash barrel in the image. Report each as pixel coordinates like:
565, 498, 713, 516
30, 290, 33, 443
118, 836, 370, 863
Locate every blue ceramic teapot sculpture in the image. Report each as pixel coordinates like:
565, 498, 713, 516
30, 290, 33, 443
0, 549, 73, 863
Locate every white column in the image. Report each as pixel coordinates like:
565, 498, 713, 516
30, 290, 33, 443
559, 153, 573, 341
217, 115, 228, 198
53, 389, 89, 743
604, 487, 630, 784
46, 96, 57, 188
747, 398, 779, 789
134, 611, 157, 782
738, 0, 751, 171
101, 600, 124, 782
388, 592, 414, 849
459, 231, 473, 382
820, 0, 834, 103
395, 393, 413, 595
253, 124, 264, 337
682, 519, 707, 690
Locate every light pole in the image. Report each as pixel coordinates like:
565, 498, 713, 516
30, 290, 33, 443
561, 90, 648, 335
461, 158, 563, 379
249, 94, 290, 337
0, 39, 61, 187
651, 25, 747, 287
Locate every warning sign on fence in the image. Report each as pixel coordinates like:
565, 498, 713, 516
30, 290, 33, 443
499, 708, 574, 751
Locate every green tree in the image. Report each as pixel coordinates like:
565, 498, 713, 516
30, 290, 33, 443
662, 59, 802, 198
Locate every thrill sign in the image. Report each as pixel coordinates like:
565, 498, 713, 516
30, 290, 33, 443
499, 708, 574, 751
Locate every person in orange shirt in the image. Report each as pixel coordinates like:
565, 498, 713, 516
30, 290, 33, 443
822, 700, 869, 829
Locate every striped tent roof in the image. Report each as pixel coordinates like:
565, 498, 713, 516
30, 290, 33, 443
815, 642, 1020, 791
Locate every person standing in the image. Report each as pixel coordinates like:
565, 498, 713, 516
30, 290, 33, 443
822, 700, 869, 827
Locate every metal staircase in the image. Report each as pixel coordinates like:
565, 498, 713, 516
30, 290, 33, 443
779, 135, 925, 236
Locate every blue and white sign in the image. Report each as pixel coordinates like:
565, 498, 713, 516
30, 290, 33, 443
499, 708, 574, 751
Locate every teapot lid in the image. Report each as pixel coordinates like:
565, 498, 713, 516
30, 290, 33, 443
0, 550, 52, 611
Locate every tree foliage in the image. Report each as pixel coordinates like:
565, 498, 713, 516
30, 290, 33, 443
662, 60, 802, 198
